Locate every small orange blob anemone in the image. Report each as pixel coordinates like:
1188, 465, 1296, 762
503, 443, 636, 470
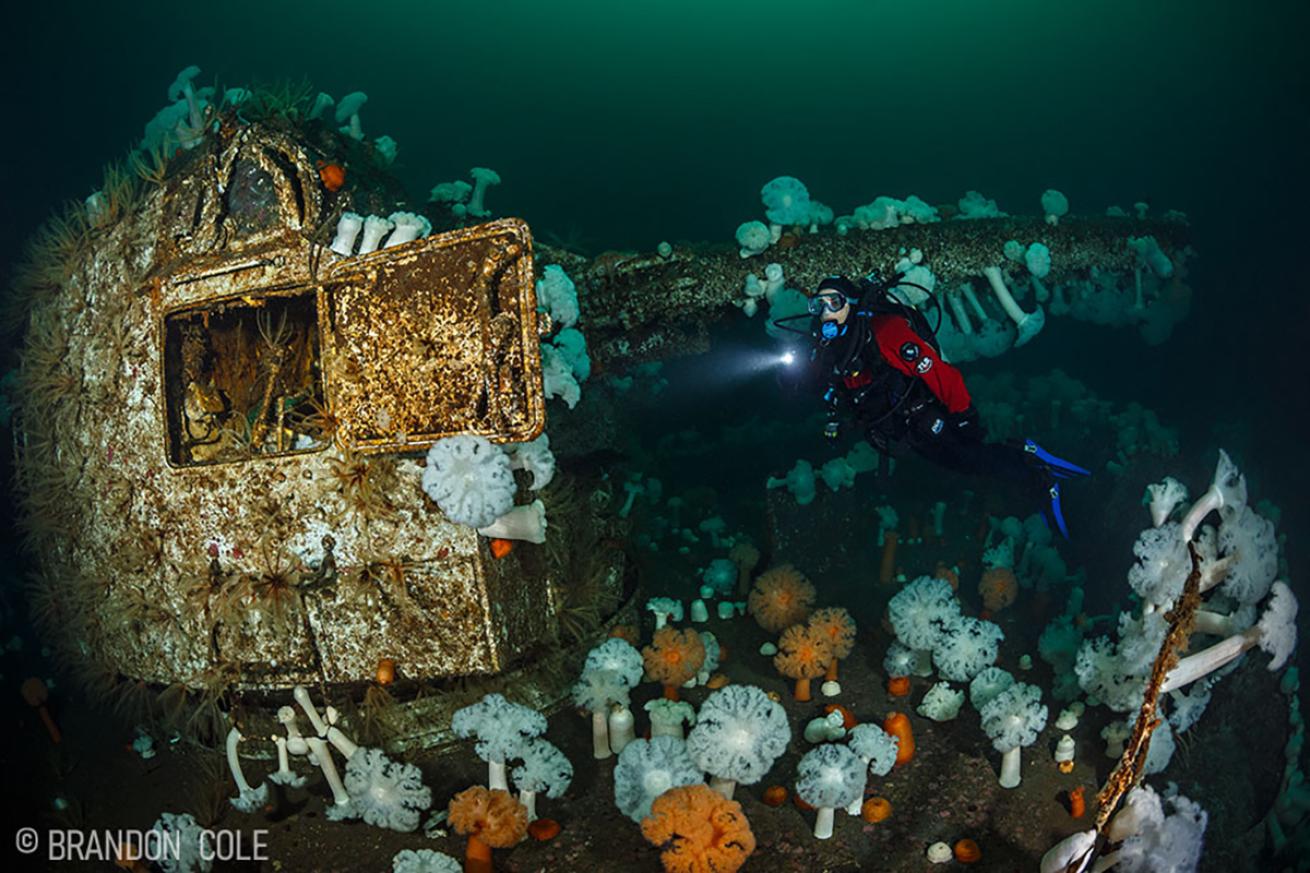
747, 565, 816, 632
773, 623, 833, 702
761, 785, 788, 807
317, 161, 346, 192
489, 538, 514, 559
954, 838, 982, 863
641, 784, 755, 873
861, 797, 893, 823
883, 712, 915, 765
808, 607, 857, 682
21, 677, 60, 744
979, 567, 1018, 613
1069, 786, 1086, 819
609, 624, 640, 646
887, 676, 911, 698
375, 657, 396, 686
643, 627, 707, 700
528, 818, 561, 841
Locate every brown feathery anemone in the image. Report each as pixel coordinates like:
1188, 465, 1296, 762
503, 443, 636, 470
747, 565, 815, 633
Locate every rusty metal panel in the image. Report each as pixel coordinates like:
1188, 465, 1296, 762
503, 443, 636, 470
307, 551, 503, 681
156, 127, 323, 268
478, 544, 560, 664
323, 218, 544, 453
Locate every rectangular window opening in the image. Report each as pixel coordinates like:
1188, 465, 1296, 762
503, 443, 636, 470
163, 289, 332, 466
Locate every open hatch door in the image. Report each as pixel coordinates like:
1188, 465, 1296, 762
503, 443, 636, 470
322, 217, 544, 453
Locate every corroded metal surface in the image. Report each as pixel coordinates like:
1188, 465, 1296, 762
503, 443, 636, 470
324, 220, 543, 451
235, 581, 640, 760
14, 124, 564, 695
156, 126, 324, 270
574, 216, 1191, 366
1095, 545, 1202, 830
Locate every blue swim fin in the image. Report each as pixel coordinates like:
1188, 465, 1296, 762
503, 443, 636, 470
1046, 483, 1071, 539
1024, 439, 1091, 479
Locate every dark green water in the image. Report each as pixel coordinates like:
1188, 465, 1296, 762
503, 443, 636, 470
1, 2, 1308, 868
4, 1, 1307, 463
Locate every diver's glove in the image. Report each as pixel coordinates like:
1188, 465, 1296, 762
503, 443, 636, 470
823, 420, 840, 440
948, 406, 980, 432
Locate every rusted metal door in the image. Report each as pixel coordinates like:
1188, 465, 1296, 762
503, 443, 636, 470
322, 218, 544, 453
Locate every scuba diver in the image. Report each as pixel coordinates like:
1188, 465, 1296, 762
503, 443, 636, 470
781, 272, 1089, 537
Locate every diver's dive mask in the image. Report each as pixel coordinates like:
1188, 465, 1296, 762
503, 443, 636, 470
807, 290, 850, 316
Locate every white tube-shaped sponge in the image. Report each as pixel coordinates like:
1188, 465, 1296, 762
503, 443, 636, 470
384, 212, 431, 248
226, 727, 270, 812
948, 289, 974, 335
293, 685, 330, 737
357, 215, 395, 254
330, 212, 364, 256
476, 499, 547, 544
608, 706, 636, 755
982, 266, 1045, 346
226, 728, 256, 792
961, 283, 989, 322
268, 735, 307, 788
327, 725, 359, 761
306, 736, 351, 806
278, 706, 309, 756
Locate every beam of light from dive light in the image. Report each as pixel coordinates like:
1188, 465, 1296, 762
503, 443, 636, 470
661, 340, 804, 398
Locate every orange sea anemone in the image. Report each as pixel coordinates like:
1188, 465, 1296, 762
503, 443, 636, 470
773, 623, 833, 702
887, 676, 911, 698
448, 786, 528, 873
317, 161, 346, 192
643, 627, 707, 700
808, 607, 857, 682
641, 784, 756, 873
489, 538, 514, 559
954, 838, 982, 863
374, 658, 396, 686
747, 565, 816, 632
705, 673, 730, 690
861, 797, 893, 823
979, 567, 1018, 613
883, 712, 915, 765
761, 785, 788, 807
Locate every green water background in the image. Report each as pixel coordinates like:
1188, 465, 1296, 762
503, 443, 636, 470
0, 0, 1306, 544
